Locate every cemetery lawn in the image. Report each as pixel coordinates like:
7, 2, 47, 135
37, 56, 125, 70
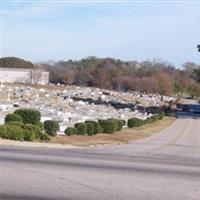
50, 117, 176, 146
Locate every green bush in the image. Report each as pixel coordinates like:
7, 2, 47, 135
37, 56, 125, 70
74, 123, 87, 135
0, 124, 37, 141
5, 121, 24, 127
122, 120, 126, 126
107, 119, 118, 131
14, 109, 41, 124
35, 121, 43, 129
85, 121, 102, 134
145, 117, 154, 123
44, 120, 59, 136
0, 125, 8, 138
64, 127, 77, 136
5, 125, 25, 141
128, 118, 144, 128
145, 112, 165, 124
40, 133, 51, 141
151, 115, 160, 122
23, 131, 36, 141
116, 119, 124, 131
159, 112, 165, 120
86, 122, 94, 136
107, 118, 124, 131
98, 119, 115, 134
5, 113, 23, 124
22, 124, 43, 138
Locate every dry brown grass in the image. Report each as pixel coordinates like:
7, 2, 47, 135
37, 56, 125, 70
50, 117, 176, 146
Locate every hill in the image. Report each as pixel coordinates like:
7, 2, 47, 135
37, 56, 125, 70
0, 57, 34, 69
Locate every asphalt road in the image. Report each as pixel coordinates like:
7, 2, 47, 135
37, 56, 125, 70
1, 103, 200, 200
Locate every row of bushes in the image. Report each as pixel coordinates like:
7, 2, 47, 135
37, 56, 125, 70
1, 109, 60, 141
128, 112, 166, 128
0, 123, 50, 141
65, 118, 125, 136
1, 108, 166, 141
65, 112, 165, 136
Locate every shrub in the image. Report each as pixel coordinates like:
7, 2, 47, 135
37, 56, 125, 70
122, 120, 126, 126
85, 122, 94, 136
5, 125, 25, 141
98, 119, 115, 134
128, 118, 144, 128
0, 125, 8, 138
107, 118, 124, 131
40, 133, 51, 141
107, 118, 118, 131
74, 123, 87, 135
5, 113, 23, 124
85, 120, 102, 134
35, 121, 43, 129
64, 127, 77, 136
5, 121, 24, 127
23, 131, 36, 141
116, 119, 124, 131
22, 123, 43, 138
14, 109, 41, 124
145, 117, 154, 123
159, 112, 165, 120
44, 120, 59, 136
151, 115, 160, 122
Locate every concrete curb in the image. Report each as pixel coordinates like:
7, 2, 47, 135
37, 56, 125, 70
0, 139, 81, 149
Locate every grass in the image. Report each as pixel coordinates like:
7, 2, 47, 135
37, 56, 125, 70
50, 117, 176, 147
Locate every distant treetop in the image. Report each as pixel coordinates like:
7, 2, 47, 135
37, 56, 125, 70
197, 44, 200, 52
0, 57, 34, 69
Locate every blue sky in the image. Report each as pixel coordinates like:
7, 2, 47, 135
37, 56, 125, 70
1, 0, 200, 67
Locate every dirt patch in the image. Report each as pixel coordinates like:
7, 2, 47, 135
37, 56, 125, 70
50, 117, 176, 146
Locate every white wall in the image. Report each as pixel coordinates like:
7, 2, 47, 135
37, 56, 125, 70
0, 68, 49, 85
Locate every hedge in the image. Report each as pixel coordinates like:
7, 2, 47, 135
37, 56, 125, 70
107, 119, 118, 131
22, 123, 43, 138
40, 133, 51, 141
85, 122, 94, 136
64, 127, 77, 136
5, 113, 23, 124
14, 109, 41, 124
98, 119, 115, 134
85, 120, 102, 134
74, 123, 87, 135
128, 118, 144, 128
44, 120, 59, 136
5, 125, 25, 141
23, 131, 36, 141
0, 125, 8, 138
1, 109, 53, 142
107, 118, 124, 132
5, 121, 24, 127
0, 124, 39, 141
159, 112, 166, 120
115, 119, 124, 131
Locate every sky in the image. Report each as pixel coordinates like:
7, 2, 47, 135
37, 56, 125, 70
1, 0, 200, 67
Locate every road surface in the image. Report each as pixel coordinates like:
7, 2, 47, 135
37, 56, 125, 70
1, 102, 200, 200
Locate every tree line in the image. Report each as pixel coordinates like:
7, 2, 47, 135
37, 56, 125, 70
39, 57, 200, 96
1, 56, 200, 96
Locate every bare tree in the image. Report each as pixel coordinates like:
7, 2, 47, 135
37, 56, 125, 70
30, 70, 43, 85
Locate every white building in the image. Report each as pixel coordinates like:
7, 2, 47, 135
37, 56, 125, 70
0, 68, 49, 85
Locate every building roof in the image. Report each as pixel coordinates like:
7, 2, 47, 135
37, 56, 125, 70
0, 67, 48, 72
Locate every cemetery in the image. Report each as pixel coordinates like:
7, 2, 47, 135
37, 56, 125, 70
0, 83, 175, 137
